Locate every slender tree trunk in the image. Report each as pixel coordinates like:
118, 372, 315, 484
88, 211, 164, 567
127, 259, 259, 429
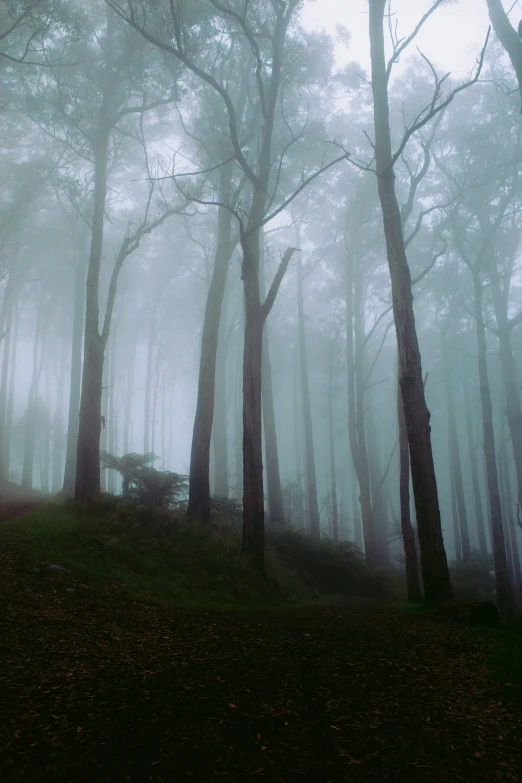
369, 0, 452, 602
496, 322, 522, 526
212, 286, 229, 497
240, 225, 265, 568
0, 283, 13, 484
75, 119, 111, 500
397, 366, 422, 601
123, 341, 136, 455
63, 254, 87, 493
260, 235, 284, 527
4, 298, 19, 480
441, 323, 471, 561
472, 269, 512, 614
328, 347, 339, 543
462, 364, 488, 553
352, 472, 364, 552
451, 471, 462, 563
143, 295, 159, 455
52, 336, 67, 492
297, 255, 320, 538
22, 288, 45, 490
107, 330, 117, 493
188, 163, 234, 521
293, 337, 305, 528
366, 399, 391, 566
345, 253, 376, 562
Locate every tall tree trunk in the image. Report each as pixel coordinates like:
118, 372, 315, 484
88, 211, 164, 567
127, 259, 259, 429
366, 398, 391, 566
260, 235, 284, 527
397, 367, 422, 601
441, 322, 471, 562
22, 288, 46, 490
369, 0, 452, 602
107, 330, 117, 492
75, 7, 116, 501
498, 416, 522, 589
495, 318, 522, 528
143, 294, 159, 455
123, 341, 136, 456
240, 225, 265, 568
3, 298, 19, 481
327, 346, 339, 543
0, 282, 13, 484
297, 255, 320, 538
212, 286, 229, 497
52, 335, 67, 492
462, 364, 488, 553
75, 119, 111, 500
63, 254, 87, 493
471, 269, 512, 614
293, 336, 305, 528
450, 470, 462, 563
188, 162, 234, 521
345, 252, 376, 562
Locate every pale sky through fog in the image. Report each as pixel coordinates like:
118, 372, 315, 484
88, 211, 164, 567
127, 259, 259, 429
301, 0, 520, 79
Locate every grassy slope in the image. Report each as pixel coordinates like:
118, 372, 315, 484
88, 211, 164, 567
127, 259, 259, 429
0, 501, 315, 610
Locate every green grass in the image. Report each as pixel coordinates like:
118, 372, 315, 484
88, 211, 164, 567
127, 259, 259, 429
0, 499, 316, 610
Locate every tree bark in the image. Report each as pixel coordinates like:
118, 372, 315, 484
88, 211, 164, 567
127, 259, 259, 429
441, 320, 471, 561
0, 279, 14, 484
471, 268, 513, 614
52, 335, 67, 492
462, 364, 488, 553
345, 247, 377, 563
75, 120, 110, 500
297, 254, 320, 538
397, 365, 422, 601
327, 345, 339, 543
187, 162, 234, 521
212, 286, 229, 497
262, 324, 285, 526
486, 0, 522, 111
63, 253, 87, 493
3, 297, 19, 481
369, 0, 452, 602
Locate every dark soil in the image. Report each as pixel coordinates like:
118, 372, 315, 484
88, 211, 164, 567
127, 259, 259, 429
1, 552, 521, 782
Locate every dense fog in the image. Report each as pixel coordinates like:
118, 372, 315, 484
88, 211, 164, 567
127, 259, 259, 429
1, 0, 522, 610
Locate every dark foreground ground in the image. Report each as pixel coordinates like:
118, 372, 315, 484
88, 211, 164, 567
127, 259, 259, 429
1, 553, 521, 782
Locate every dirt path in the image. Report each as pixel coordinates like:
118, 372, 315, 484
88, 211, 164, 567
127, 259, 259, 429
0, 552, 520, 782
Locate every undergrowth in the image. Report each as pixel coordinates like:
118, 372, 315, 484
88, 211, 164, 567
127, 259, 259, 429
0, 498, 396, 610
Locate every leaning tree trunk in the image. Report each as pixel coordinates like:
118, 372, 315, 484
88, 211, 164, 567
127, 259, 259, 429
369, 0, 452, 603
187, 162, 234, 522
471, 269, 512, 615
297, 255, 320, 538
397, 364, 422, 602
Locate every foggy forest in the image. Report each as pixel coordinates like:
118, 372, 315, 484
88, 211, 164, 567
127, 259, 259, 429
1, 1, 522, 780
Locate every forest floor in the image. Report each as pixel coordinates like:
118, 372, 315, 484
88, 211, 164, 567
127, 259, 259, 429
1, 501, 522, 781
